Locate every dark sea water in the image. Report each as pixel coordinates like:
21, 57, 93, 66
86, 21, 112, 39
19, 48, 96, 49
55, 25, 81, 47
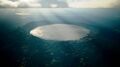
0, 8, 120, 67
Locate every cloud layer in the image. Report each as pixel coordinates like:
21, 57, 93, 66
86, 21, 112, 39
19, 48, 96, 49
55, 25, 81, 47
0, 0, 41, 8
0, 0, 120, 8
113, 0, 120, 8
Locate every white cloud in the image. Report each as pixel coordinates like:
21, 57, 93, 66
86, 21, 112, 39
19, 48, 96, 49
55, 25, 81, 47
0, 0, 18, 7
0, 0, 41, 8
17, 0, 41, 7
69, 0, 117, 8
0, 0, 120, 8
112, 0, 120, 8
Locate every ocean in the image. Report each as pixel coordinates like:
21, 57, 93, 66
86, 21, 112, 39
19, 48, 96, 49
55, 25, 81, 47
0, 8, 120, 67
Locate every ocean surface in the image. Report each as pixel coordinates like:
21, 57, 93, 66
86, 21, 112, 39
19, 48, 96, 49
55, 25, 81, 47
0, 8, 120, 67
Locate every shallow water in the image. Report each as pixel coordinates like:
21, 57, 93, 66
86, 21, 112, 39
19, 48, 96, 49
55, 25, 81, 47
30, 24, 90, 41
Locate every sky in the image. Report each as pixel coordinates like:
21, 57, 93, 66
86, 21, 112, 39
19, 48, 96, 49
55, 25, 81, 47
0, 0, 120, 8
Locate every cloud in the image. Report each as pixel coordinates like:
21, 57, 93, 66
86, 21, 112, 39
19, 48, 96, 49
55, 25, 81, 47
0, 0, 18, 7
0, 0, 41, 8
18, 0, 41, 8
0, 0, 120, 8
112, 0, 120, 8
69, 0, 115, 8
